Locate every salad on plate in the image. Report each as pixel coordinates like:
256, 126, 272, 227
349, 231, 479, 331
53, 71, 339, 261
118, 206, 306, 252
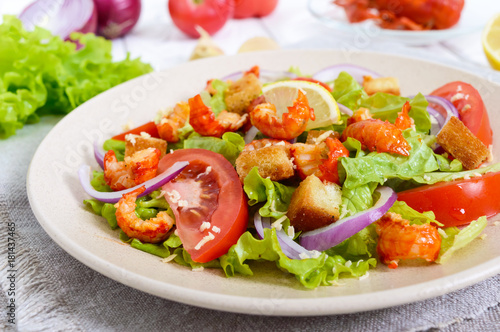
79, 64, 498, 289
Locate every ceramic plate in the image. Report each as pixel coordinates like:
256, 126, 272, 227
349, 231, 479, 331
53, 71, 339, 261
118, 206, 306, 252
308, 0, 495, 45
27, 50, 500, 316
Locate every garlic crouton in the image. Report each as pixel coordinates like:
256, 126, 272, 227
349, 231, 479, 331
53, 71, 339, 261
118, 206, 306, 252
363, 76, 400, 96
235, 145, 294, 182
305, 130, 339, 145
224, 73, 262, 115
125, 134, 167, 159
287, 175, 342, 232
436, 116, 489, 170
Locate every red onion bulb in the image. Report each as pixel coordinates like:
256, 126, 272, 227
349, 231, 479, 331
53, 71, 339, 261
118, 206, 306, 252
94, 0, 142, 39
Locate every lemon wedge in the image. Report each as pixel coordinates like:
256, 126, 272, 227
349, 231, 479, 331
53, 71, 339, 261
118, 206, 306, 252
262, 80, 340, 130
482, 13, 500, 70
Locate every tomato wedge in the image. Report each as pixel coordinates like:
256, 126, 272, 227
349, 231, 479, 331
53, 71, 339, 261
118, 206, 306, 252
158, 149, 248, 263
431, 82, 493, 147
293, 77, 332, 92
397, 172, 500, 227
112, 121, 160, 141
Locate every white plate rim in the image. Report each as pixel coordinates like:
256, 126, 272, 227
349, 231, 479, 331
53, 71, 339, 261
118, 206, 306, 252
26, 49, 500, 316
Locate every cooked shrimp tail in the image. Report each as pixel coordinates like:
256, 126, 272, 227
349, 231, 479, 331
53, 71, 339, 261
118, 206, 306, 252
376, 212, 441, 269
188, 94, 247, 137
250, 90, 314, 140
157, 102, 190, 142
104, 148, 161, 191
394, 101, 413, 130
115, 186, 175, 243
317, 138, 349, 184
341, 118, 411, 156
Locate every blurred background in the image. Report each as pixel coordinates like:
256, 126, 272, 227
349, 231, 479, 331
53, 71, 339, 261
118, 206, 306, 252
2, 0, 500, 71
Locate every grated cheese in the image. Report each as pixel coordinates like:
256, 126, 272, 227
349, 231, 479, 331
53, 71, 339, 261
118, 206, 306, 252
457, 85, 462, 92
309, 250, 321, 259
166, 190, 182, 204
473, 172, 482, 178
480, 234, 487, 240
271, 215, 287, 231
196, 166, 212, 179
174, 229, 179, 236
315, 130, 334, 145
275, 141, 286, 146
450, 93, 465, 102
299, 252, 310, 260
461, 104, 471, 113
356, 259, 364, 267
177, 199, 189, 207
287, 225, 295, 239
161, 254, 177, 263
423, 175, 431, 182
345, 260, 352, 268
199, 221, 211, 232
212, 226, 221, 233
125, 134, 136, 145
463, 174, 471, 180
195, 232, 215, 250
140, 131, 151, 138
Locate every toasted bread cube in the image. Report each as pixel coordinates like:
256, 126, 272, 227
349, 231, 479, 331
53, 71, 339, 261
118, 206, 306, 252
235, 145, 294, 182
125, 134, 167, 159
287, 175, 342, 232
224, 73, 262, 115
436, 116, 489, 170
305, 130, 339, 145
363, 76, 400, 96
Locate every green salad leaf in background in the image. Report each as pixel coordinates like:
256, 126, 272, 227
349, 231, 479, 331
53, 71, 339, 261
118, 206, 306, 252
0, 16, 152, 139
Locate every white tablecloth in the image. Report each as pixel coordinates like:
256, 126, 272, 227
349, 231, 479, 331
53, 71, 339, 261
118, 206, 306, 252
1, 0, 500, 330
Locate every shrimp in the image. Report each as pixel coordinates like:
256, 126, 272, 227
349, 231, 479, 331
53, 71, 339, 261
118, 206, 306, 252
291, 137, 349, 184
104, 148, 161, 191
346, 107, 373, 126
335, 0, 464, 30
157, 101, 190, 142
249, 90, 315, 140
376, 212, 441, 269
394, 101, 413, 130
115, 186, 175, 243
341, 118, 411, 156
188, 94, 247, 137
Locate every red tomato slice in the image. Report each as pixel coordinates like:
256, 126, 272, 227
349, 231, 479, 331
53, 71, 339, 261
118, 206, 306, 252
397, 171, 500, 227
158, 149, 248, 263
112, 121, 160, 141
430, 81, 493, 147
293, 77, 332, 92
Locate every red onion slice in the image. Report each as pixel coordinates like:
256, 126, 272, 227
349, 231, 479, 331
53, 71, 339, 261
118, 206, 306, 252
244, 126, 260, 144
424, 95, 459, 134
338, 103, 353, 116
19, 0, 97, 40
254, 213, 310, 260
221, 69, 297, 84
79, 161, 188, 203
94, 141, 105, 170
299, 186, 397, 251
313, 64, 381, 85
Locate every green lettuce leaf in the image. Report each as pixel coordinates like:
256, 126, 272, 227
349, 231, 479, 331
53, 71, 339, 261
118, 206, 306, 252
340, 182, 377, 218
219, 228, 376, 289
389, 201, 443, 226
90, 170, 112, 192
331, 72, 367, 110
183, 132, 244, 165
325, 225, 378, 261
437, 217, 488, 264
83, 199, 118, 229
359, 93, 431, 132
243, 167, 296, 218
102, 139, 126, 161
341, 130, 439, 189
209, 79, 229, 115
411, 162, 500, 185
0, 16, 152, 139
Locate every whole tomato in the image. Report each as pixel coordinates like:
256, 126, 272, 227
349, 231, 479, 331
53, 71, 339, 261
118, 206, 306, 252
168, 0, 233, 37
233, 0, 279, 18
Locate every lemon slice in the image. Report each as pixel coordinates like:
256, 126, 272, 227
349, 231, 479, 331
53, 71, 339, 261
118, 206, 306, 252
262, 80, 340, 130
483, 13, 500, 70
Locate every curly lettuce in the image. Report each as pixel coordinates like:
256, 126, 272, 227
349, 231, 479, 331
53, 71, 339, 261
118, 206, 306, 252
0, 16, 152, 139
